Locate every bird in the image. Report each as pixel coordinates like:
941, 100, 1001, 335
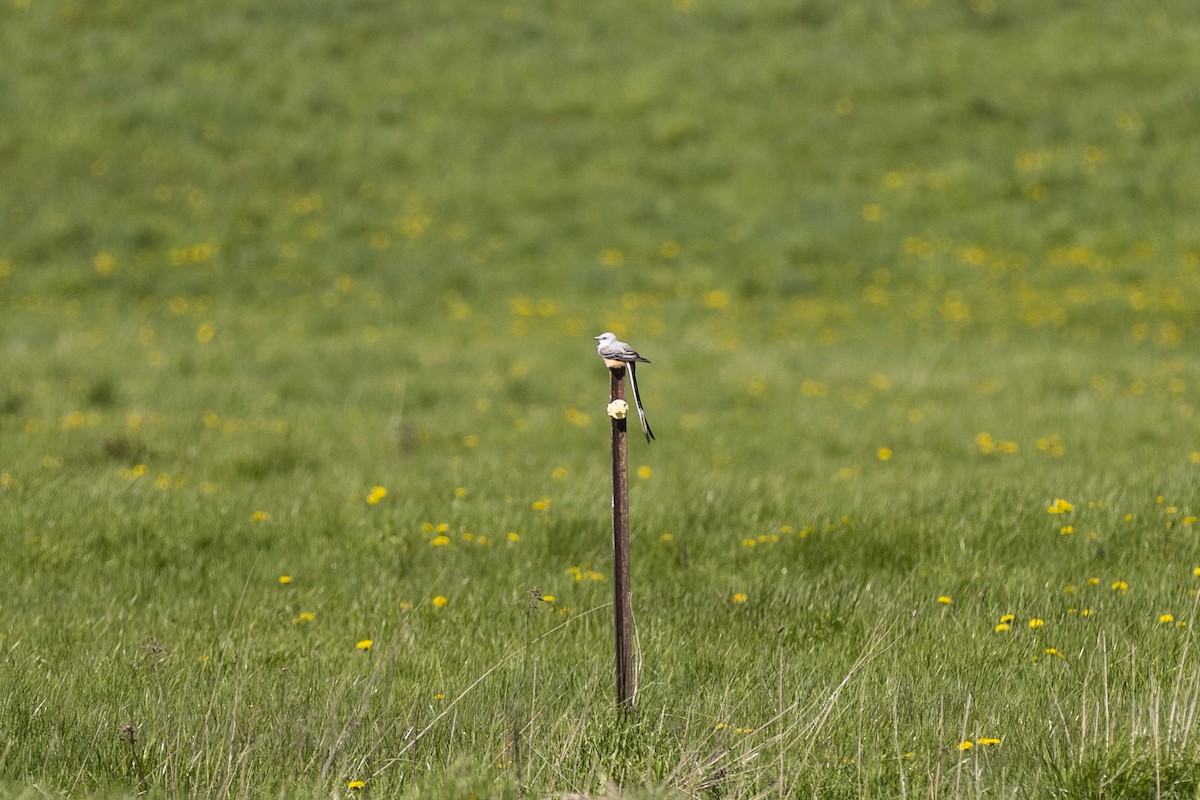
595, 332, 655, 443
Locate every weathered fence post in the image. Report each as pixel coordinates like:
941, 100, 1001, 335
609, 366, 634, 711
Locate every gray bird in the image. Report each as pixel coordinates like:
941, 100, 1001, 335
595, 332, 655, 443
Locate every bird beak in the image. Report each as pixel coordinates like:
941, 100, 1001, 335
594, 335, 603, 340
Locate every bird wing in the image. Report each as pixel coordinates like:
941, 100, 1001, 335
598, 342, 650, 363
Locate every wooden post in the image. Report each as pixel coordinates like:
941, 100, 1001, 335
610, 366, 634, 711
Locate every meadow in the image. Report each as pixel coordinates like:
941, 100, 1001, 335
3, 0, 1200, 797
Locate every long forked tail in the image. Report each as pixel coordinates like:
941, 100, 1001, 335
628, 363, 655, 443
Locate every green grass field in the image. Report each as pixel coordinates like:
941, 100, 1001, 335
4, 0, 1200, 797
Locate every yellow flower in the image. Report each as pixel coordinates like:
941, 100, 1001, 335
703, 289, 730, 309
278, 575, 292, 585
1047, 498, 1074, 514
432, 595, 448, 608
293, 612, 315, 624
252, 511, 270, 522
976, 737, 1001, 746
506, 532, 520, 543
531, 497, 551, 511
937, 595, 953, 605
994, 623, 1011, 632
1160, 614, 1175, 624
541, 594, 556, 603
877, 447, 893, 461
999, 613, 1015, 624
957, 740, 973, 751
637, 465, 653, 479
347, 780, 365, 790
1028, 618, 1045, 629
1112, 580, 1129, 593
430, 535, 451, 547
731, 593, 748, 604
366, 485, 387, 505
356, 639, 373, 650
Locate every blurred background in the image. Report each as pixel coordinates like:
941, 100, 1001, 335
5, 1, 1200, 795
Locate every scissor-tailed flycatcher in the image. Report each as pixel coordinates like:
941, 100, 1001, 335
595, 332, 655, 443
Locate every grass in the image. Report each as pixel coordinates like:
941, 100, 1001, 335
4, 0, 1200, 797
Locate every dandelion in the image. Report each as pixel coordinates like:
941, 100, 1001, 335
432, 595, 448, 608
1160, 614, 1175, 624
293, 612, 315, 624
702, 289, 731, 309
994, 623, 1011, 632
637, 465, 653, 479
731, 593, 748, 604
1029, 618, 1045, 629
347, 780, 365, 790
252, 511, 270, 522
365, 485, 387, 505
957, 740, 973, 751
430, 535, 451, 547
507, 532, 520, 543
937, 595, 953, 605
1060, 525, 1074, 535
977, 737, 1001, 746
877, 447, 893, 461
1045, 648, 1066, 659
1047, 498, 1074, 514
598, 248, 625, 267
278, 575, 292, 585
541, 594, 556, 603
1112, 580, 1129, 593
531, 497, 551, 511
999, 613, 1015, 624
356, 639, 373, 651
